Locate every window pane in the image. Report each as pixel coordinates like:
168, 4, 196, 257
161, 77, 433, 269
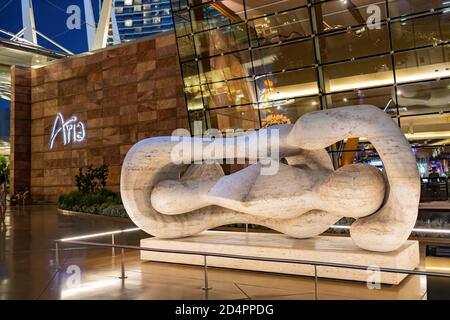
314, 0, 387, 33
190, 0, 245, 32
177, 35, 196, 61
388, 0, 448, 18
207, 105, 260, 131
244, 0, 308, 20
249, 7, 311, 47
173, 10, 192, 37
400, 113, 450, 141
252, 40, 315, 75
201, 78, 256, 108
397, 79, 450, 115
259, 96, 321, 127
326, 86, 396, 114
318, 24, 390, 63
194, 23, 249, 57
394, 45, 450, 84
181, 61, 201, 86
391, 13, 450, 51
185, 85, 204, 110
256, 68, 318, 102
189, 110, 206, 134
187, 0, 210, 6
323, 55, 394, 93
172, 0, 189, 12
198, 50, 253, 84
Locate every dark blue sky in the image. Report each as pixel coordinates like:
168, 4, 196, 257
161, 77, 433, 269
0, 0, 102, 54
0, 99, 10, 138
0, 1, 102, 127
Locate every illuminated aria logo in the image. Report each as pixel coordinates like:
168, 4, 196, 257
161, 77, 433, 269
49, 113, 86, 149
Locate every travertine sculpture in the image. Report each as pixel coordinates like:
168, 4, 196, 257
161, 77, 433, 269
121, 105, 420, 252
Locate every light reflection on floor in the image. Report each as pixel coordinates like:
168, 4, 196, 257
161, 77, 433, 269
0, 205, 448, 300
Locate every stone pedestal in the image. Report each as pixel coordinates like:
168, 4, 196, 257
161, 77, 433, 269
141, 231, 420, 285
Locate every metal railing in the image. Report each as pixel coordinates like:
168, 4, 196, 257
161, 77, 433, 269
54, 228, 450, 300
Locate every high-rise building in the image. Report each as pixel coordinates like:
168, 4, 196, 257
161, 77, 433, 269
113, 0, 174, 42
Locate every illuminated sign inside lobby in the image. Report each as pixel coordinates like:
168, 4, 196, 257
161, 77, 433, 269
49, 113, 86, 149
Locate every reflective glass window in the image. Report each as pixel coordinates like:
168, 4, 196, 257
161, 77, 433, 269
256, 68, 318, 103
201, 78, 256, 108
194, 23, 250, 57
314, 0, 387, 33
323, 55, 394, 92
181, 61, 201, 86
387, 0, 448, 18
177, 35, 196, 61
326, 86, 396, 112
190, 0, 245, 32
318, 23, 390, 63
185, 85, 204, 110
173, 10, 192, 37
245, 0, 308, 20
252, 40, 315, 75
390, 13, 450, 51
207, 105, 260, 130
394, 45, 450, 84
400, 113, 450, 140
397, 79, 450, 115
259, 96, 321, 127
249, 7, 311, 47
198, 50, 253, 84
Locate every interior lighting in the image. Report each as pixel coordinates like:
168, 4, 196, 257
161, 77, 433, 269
60, 227, 140, 242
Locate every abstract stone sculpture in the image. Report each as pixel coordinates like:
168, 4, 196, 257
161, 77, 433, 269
121, 105, 420, 252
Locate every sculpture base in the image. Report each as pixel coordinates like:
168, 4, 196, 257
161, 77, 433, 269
140, 231, 420, 285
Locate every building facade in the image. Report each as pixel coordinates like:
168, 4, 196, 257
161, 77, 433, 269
4, 0, 450, 203
171, 0, 450, 179
171, 0, 449, 137
9, 33, 187, 202
114, 0, 174, 41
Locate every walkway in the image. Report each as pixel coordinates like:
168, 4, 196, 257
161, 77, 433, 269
0, 205, 437, 299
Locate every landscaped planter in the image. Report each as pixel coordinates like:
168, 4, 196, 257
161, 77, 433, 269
57, 208, 131, 223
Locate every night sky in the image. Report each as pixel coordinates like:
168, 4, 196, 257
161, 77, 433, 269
0, 0, 102, 54
0, 99, 9, 138
0, 1, 103, 126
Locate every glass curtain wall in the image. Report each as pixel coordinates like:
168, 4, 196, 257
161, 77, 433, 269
170, 0, 450, 200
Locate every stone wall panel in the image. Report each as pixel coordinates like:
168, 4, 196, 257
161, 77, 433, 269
11, 34, 189, 203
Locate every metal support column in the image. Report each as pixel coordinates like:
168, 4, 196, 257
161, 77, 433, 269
314, 265, 318, 300
55, 242, 60, 270
119, 248, 127, 280
21, 0, 37, 44
202, 256, 211, 291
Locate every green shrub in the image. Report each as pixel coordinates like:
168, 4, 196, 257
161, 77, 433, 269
99, 205, 128, 218
0, 155, 10, 190
58, 188, 128, 218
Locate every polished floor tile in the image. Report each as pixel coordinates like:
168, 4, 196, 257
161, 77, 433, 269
0, 205, 447, 299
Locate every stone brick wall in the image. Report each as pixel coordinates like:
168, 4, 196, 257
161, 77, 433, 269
10, 66, 32, 196
25, 33, 188, 203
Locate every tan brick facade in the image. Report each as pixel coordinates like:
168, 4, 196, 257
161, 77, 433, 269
10, 66, 32, 196
10, 33, 188, 203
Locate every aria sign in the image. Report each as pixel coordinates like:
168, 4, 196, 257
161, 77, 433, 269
49, 113, 86, 149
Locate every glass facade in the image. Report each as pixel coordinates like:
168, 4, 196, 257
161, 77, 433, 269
171, 0, 450, 180
114, 0, 174, 41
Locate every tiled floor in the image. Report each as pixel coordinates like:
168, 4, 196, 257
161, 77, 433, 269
0, 205, 446, 300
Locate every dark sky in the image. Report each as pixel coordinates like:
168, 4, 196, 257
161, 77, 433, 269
0, 0, 102, 54
0, 0, 102, 131
0, 99, 9, 138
